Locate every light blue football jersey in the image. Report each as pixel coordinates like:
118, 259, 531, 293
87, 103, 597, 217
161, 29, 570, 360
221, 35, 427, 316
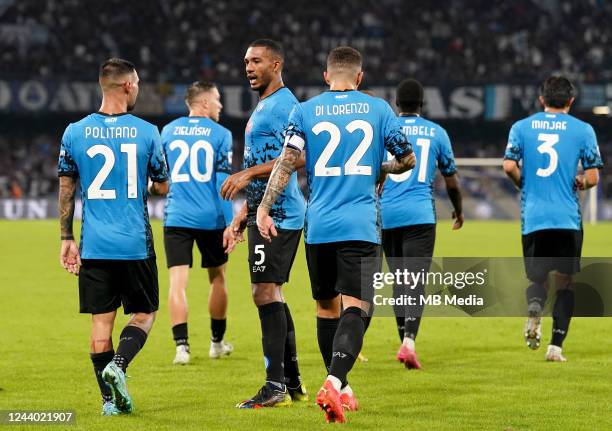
58, 112, 168, 259
381, 115, 456, 229
284, 90, 412, 244
161, 116, 233, 230
504, 111, 603, 234
244, 87, 305, 229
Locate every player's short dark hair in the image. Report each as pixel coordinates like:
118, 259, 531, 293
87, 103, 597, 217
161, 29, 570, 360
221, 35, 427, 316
396, 79, 424, 113
248, 39, 284, 60
327, 46, 362, 71
540, 76, 575, 108
185, 81, 217, 106
99, 57, 136, 79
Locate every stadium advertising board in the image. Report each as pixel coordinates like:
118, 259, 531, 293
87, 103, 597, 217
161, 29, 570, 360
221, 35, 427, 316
2, 80, 610, 119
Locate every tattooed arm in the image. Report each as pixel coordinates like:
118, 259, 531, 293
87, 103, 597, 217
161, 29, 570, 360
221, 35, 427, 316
59, 176, 81, 275
256, 146, 301, 241
381, 152, 416, 175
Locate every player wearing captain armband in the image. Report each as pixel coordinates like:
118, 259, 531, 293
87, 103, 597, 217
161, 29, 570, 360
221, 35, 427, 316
256, 46, 415, 423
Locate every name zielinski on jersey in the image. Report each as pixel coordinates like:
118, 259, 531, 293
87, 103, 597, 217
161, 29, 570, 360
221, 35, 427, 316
171, 125, 212, 136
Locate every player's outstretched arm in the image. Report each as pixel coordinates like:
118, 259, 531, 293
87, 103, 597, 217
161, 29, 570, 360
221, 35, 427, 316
59, 176, 81, 275
220, 153, 306, 200
381, 152, 416, 175
220, 162, 273, 200
502, 159, 521, 188
444, 174, 464, 230
256, 146, 301, 241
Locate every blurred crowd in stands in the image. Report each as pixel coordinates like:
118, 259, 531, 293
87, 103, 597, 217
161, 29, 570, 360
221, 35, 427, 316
0, 132, 57, 198
0, 0, 610, 200
1, 0, 612, 84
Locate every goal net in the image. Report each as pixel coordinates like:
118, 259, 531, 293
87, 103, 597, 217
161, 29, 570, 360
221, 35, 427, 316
432, 158, 598, 224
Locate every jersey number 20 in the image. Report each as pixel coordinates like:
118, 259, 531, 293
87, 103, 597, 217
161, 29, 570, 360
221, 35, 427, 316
169, 139, 214, 183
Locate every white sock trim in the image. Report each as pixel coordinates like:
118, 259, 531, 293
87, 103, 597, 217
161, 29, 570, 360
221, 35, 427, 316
326, 375, 342, 392
340, 384, 353, 396
402, 337, 416, 351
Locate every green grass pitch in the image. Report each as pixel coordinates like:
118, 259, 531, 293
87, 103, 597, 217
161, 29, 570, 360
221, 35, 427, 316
0, 220, 611, 430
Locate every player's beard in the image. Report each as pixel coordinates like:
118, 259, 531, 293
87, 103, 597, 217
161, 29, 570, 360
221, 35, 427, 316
256, 82, 270, 96
253, 74, 271, 96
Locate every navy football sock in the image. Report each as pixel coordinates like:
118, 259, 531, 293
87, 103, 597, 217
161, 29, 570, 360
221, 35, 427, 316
91, 350, 114, 403
551, 289, 574, 347
258, 302, 287, 385
329, 307, 365, 385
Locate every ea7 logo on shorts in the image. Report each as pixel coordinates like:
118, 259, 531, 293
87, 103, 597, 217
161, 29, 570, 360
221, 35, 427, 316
252, 265, 266, 272
333, 352, 347, 358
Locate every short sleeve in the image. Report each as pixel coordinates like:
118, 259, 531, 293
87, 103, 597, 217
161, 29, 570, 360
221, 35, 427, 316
160, 124, 170, 154
271, 100, 295, 145
580, 124, 604, 170
284, 104, 306, 152
382, 103, 412, 158
58, 124, 78, 177
215, 129, 234, 225
216, 129, 233, 175
148, 126, 169, 182
437, 128, 457, 177
504, 123, 523, 162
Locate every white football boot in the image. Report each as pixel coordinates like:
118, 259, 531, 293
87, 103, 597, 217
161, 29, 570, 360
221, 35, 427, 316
173, 344, 190, 365
524, 302, 542, 350
209, 340, 233, 358
545, 345, 567, 362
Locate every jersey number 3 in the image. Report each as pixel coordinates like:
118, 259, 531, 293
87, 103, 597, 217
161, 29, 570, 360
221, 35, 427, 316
536, 133, 559, 177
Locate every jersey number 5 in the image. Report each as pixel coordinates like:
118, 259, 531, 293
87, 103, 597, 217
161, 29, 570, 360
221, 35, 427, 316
312, 120, 373, 176
87, 144, 137, 200
536, 133, 559, 177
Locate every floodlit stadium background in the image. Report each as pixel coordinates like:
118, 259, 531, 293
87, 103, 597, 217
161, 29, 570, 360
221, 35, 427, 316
0, 2, 611, 430
0, 0, 610, 221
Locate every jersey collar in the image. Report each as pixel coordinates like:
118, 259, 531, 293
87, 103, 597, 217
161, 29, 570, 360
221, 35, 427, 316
96, 111, 130, 117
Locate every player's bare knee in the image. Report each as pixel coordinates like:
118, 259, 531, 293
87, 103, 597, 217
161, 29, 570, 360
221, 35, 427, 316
90, 336, 113, 353
252, 283, 281, 306
342, 295, 370, 314
208, 265, 226, 285
128, 312, 156, 333
317, 297, 341, 318
555, 273, 573, 290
